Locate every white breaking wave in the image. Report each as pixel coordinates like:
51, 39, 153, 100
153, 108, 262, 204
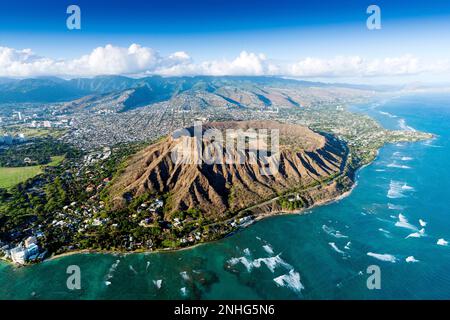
421, 138, 442, 148
388, 180, 414, 199
146, 261, 151, 272
153, 279, 163, 289
180, 271, 190, 281
263, 244, 274, 255
367, 252, 397, 263
379, 111, 398, 118
252, 255, 292, 273
344, 241, 351, 250
387, 162, 411, 169
419, 219, 427, 227
228, 256, 254, 272
273, 269, 304, 293
105, 281, 112, 286
398, 118, 416, 131
129, 265, 138, 275
243, 248, 251, 256
180, 287, 187, 296
395, 214, 419, 231
378, 228, 392, 238
437, 238, 449, 246
401, 156, 413, 161
322, 224, 348, 238
228, 254, 292, 273
405, 228, 426, 239
388, 203, 405, 210
406, 256, 419, 263
105, 259, 121, 282
329, 242, 345, 255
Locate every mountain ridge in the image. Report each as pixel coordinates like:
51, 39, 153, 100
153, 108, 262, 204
107, 120, 350, 220
0, 75, 389, 104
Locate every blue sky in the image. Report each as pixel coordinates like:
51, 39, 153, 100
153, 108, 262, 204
1, 0, 450, 83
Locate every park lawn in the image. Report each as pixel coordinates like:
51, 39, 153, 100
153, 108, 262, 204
0, 155, 65, 189
0, 166, 42, 189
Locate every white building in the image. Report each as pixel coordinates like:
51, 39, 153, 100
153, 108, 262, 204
24, 236, 37, 248
10, 246, 27, 264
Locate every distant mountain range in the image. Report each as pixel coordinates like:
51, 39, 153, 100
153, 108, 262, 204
0, 75, 392, 105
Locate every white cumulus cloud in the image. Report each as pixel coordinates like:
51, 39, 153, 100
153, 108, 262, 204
0, 44, 449, 79
287, 55, 431, 77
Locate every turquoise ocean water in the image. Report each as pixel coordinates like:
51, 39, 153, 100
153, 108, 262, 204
1, 93, 450, 300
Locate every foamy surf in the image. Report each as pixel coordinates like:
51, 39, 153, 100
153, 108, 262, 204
129, 264, 138, 275
419, 219, 427, 227
180, 271, 190, 281
395, 214, 418, 231
405, 228, 426, 239
437, 238, 449, 246
228, 256, 254, 272
105, 259, 121, 283
422, 139, 442, 148
378, 228, 392, 238
387, 162, 411, 169
387, 180, 414, 198
263, 244, 274, 255
398, 118, 416, 131
153, 279, 162, 289
322, 224, 348, 238
406, 256, 419, 263
388, 203, 405, 210
273, 269, 304, 293
329, 242, 345, 255
379, 111, 398, 118
228, 254, 292, 273
367, 252, 397, 263
252, 255, 292, 273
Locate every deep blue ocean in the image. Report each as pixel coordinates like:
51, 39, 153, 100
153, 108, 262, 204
1, 93, 449, 300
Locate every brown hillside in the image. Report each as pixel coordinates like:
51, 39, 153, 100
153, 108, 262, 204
108, 121, 348, 219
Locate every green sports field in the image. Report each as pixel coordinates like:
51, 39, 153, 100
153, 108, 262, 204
0, 156, 64, 189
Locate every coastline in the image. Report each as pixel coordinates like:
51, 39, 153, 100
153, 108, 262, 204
2, 135, 431, 268
5, 161, 365, 266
